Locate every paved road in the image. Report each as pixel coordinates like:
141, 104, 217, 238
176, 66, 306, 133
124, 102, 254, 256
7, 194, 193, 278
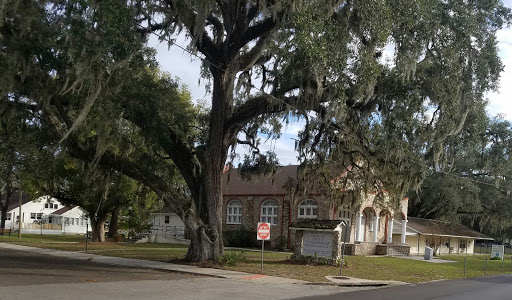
0, 247, 357, 300
0, 247, 194, 286
294, 275, 512, 300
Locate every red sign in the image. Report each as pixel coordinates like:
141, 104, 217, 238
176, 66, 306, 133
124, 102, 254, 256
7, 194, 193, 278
257, 222, 270, 240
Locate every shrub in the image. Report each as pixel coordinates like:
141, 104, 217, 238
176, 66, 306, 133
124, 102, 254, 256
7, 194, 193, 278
219, 252, 246, 266
223, 225, 258, 248
490, 256, 502, 260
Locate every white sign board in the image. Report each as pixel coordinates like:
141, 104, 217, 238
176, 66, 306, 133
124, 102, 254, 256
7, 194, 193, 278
257, 222, 270, 240
301, 231, 333, 257
492, 245, 505, 260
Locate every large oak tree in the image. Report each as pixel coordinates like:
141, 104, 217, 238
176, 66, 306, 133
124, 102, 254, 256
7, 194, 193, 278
1, 0, 510, 261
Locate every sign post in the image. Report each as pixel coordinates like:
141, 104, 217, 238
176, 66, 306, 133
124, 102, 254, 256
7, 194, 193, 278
257, 222, 270, 273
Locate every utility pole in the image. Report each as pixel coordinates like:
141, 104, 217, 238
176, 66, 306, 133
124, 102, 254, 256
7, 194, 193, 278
18, 190, 22, 239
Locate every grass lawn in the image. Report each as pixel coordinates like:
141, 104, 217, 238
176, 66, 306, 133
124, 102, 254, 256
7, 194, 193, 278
0, 233, 84, 243
3, 236, 512, 283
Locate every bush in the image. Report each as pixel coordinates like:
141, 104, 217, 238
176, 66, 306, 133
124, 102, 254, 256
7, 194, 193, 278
490, 256, 502, 260
219, 252, 246, 266
273, 236, 287, 251
223, 225, 258, 248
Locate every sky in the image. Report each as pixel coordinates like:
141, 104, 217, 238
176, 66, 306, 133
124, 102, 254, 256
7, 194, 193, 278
151, 3, 512, 165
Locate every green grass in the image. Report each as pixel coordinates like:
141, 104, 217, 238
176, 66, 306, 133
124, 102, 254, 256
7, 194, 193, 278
0, 233, 84, 243
3, 235, 512, 283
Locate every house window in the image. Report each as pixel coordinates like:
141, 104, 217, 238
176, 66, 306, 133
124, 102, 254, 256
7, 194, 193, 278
460, 239, 466, 249
48, 217, 53, 224
5, 213, 11, 220
337, 205, 351, 226
37, 213, 42, 220
45, 202, 58, 209
164, 215, 170, 224
31, 213, 36, 220
298, 200, 318, 219
260, 200, 278, 225
227, 200, 242, 224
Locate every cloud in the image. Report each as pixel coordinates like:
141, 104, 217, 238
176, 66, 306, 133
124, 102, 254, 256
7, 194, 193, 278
149, 35, 208, 102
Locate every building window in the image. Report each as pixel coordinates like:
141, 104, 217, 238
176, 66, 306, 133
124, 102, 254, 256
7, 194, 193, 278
460, 239, 466, 249
260, 200, 278, 225
298, 200, 318, 219
31, 213, 36, 220
227, 200, 242, 224
5, 213, 11, 220
164, 215, 170, 224
337, 205, 351, 226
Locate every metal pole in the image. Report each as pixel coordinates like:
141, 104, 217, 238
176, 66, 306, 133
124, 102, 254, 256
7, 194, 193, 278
464, 257, 466, 277
340, 227, 348, 276
86, 221, 88, 253
484, 256, 487, 275
18, 190, 22, 240
260, 240, 264, 273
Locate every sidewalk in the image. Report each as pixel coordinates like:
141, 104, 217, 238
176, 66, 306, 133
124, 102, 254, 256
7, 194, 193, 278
0, 242, 406, 287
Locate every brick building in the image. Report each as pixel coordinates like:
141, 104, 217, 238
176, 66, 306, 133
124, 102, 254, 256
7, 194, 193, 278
222, 165, 410, 254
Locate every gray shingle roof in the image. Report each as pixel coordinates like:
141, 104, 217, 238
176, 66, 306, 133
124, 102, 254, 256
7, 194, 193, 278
222, 165, 298, 195
406, 217, 493, 240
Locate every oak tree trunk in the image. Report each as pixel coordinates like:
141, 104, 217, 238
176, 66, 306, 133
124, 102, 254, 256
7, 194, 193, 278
0, 205, 7, 230
108, 205, 120, 238
91, 217, 106, 242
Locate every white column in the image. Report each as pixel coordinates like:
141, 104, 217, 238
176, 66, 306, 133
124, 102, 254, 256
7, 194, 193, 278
401, 219, 408, 244
355, 213, 362, 242
373, 216, 380, 243
387, 218, 394, 243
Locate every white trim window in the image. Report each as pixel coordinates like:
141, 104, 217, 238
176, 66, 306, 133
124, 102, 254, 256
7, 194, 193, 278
226, 200, 242, 224
337, 205, 351, 226
5, 213, 11, 220
164, 215, 170, 224
298, 200, 318, 219
31, 213, 43, 220
260, 200, 278, 225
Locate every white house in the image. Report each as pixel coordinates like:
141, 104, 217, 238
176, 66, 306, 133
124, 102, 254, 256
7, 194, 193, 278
0, 192, 89, 234
391, 217, 493, 255
150, 206, 186, 241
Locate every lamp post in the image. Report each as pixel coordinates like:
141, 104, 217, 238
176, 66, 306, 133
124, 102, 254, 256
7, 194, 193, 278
335, 220, 348, 276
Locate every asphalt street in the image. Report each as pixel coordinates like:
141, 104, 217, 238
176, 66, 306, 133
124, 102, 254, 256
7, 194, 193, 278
294, 274, 512, 300
0, 247, 194, 286
0, 247, 352, 300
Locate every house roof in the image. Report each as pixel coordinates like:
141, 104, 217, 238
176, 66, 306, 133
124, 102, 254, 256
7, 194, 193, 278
151, 206, 176, 214
1, 191, 32, 212
222, 165, 299, 195
405, 217, 493, 240
50, 206, 75, 216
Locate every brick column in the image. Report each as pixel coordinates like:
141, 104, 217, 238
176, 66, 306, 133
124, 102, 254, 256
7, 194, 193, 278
355, 213, 362, 242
